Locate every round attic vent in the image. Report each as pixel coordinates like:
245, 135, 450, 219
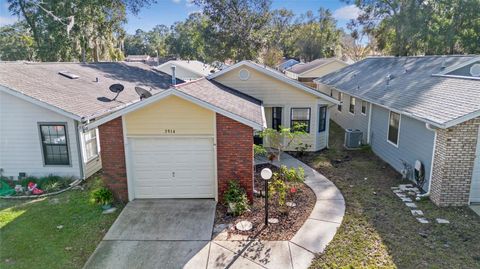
470, 64, 480, 77
239, 69, 250, 80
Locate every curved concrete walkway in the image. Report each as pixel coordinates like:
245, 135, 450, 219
84, 154, 345, 269
208, 153, 345, 269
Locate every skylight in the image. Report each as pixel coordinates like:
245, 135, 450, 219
58, 71, 79, 79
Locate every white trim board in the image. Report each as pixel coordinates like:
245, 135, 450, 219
83, 88, 264, 131
208, 60, 340, 105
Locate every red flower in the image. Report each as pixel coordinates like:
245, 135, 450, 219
290, 187, 297, 193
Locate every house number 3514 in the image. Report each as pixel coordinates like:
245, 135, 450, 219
165, 129, 176, 134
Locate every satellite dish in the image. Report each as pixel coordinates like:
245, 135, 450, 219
109, 84, 124, 101
109, 83, 124, 93
135, 86, 153, 100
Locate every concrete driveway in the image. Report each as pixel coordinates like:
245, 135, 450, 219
83, 199, 216, 269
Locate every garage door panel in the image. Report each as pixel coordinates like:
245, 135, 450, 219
129, 137, 215, 199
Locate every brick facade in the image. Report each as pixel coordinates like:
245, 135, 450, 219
216, 114, 254, 202
98, 117, 129, 202
430, 118, 480, 206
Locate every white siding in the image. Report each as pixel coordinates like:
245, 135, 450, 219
0, 91, 82, 179
370, 105, 435, 189
214, 66, 330, 151
320, 87, 370, 144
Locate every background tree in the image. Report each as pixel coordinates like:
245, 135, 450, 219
0, 22, 35, 61
293, 9, 341, 61
193, 0, 272, 61
6, 0, 154, 61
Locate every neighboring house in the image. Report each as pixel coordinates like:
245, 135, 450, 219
285, 58, 349, 87
276, 58, 299, 72
315, 55, 480, 207
208, 60, 339, 152
125, 55, 151, 62
155, 60, 216, 81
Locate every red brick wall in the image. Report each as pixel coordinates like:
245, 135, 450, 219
98, 117, 128, 202
216, 114, 254, 202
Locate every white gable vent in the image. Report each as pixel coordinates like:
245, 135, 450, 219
239, 68, 250, 80
470, 64, 480, 77
58, 71, 79, 79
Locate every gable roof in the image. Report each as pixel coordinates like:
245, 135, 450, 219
315, 55, 480, 128
286, 58, 346, 76
156, 60, 216, 78
85, 78, 265, 130
277, 59, 299, 71
0, 61, 264, 130
208, 60, 339, 104
0, 61, 177, 121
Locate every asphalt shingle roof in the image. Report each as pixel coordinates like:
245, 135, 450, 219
316, 55, 480, 127
175, 78, 263, 127
286, 58, 338, 75
0, 61, 176, 119
0, 61, 263, 127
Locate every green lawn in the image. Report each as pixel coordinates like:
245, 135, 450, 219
0, 178, 121, 269
299, 121, 480, 269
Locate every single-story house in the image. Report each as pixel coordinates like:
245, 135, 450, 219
0, 61, 176, 181
155, 60, 216, 81
315, 55, 480, 207
276, 58, 299, 72
208, 60, 339, 152
1, 59, 337, 203
284, 58, 349, 87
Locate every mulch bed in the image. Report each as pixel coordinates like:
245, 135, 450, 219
214, 163, 315, 241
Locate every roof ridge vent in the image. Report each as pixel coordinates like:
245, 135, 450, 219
58, 71, 79, 79
441, 59, 447, 69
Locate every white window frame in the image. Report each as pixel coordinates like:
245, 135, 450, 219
83, 128, 99, 162
349, 96, 356, 115
361, 100, 367, 115
387, 111, 401, 147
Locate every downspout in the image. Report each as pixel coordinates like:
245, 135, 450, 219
75, 121, 85, 180
418, 123, 438, 198
367, 103, 373, 144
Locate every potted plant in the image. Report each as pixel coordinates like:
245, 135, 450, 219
90, 187, 114, 210
224, 180, 249, 216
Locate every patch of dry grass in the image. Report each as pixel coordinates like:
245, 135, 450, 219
301, 121, 480, 269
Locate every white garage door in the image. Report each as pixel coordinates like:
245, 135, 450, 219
129, 137, 215, 199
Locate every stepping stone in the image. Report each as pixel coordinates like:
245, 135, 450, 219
405, 202, 417, 208
102, 207, 117, 214
286, 202, 296, 207
236, 221, 253, 231
399, 184, 413, 190
401, 197, 413, 202
268, 218, 279, 224
391, 187, 400, 190
395, 193, 406, 198
411, 210, 424, 216
436, 218, 450, 224
416, 217, 429, 224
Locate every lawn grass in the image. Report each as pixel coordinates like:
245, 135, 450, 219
299, 121, 480, 269
0, 178, 121, 269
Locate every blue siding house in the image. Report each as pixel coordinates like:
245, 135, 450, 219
315, 55, 480, 207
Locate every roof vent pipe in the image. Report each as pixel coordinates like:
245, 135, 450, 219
171, 65, 176, 85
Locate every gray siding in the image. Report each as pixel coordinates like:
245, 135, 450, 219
328, 89, 370, 143
370, 105, 435, 187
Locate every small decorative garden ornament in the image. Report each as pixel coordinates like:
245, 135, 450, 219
261, 168, 273, 226
27, 182, 44, 195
